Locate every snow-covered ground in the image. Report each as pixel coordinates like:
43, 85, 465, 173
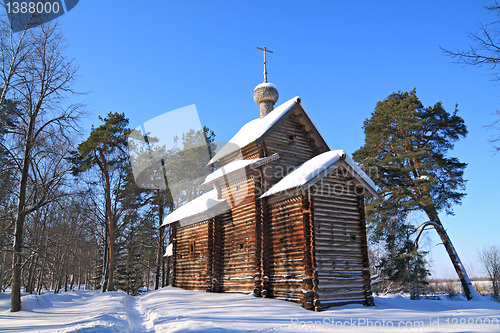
1, 287, 500, 332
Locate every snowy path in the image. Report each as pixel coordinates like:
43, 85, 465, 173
1, 287, 500, 332
125, 294, 149, 333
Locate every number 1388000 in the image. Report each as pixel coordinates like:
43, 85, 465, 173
5, 1, 60, 15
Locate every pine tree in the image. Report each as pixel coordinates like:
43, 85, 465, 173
381, 223, 430, 299
353, 89, 480, 300
72, 112, 130, 292
165, 126, 216, 206
115, 237, 144, 296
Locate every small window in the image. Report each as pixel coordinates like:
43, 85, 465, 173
287, 134, 296, 145
240, 243, 244, 249
189, 241, 195, 256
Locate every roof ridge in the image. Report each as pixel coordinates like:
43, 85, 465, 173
208, 97, 301, 165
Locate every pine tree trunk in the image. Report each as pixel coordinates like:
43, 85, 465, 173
101, 220, 109, 292
99, 150, 115, 292
425, 208, 480, 300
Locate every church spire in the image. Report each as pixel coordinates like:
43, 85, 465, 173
254, 46, 279, 118
257, 46, 273, 83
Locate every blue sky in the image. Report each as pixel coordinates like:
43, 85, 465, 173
53, 1, 499, 278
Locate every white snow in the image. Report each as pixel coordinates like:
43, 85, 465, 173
254, 82, 277, 91
261, 150, 377, 198
208, 97, 299, 164
1, 288, 499, 332
203, 154, 280, 186
161, 189, 227, 227
0, 290, 143, 332
202, 158, 263, 185
164, 243, 173, 257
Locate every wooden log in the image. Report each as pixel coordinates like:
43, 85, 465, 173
357, 195, 374, 306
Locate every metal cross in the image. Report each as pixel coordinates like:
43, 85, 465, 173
257, 46, 273, 83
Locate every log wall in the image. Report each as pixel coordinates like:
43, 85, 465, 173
310, 171, 371, 307
266, 195, 307, 302
218, 177, 258, 293
262, 112, 323, 190
172, 220, 210, 291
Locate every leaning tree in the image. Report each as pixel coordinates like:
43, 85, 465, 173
353, 89, 480, 300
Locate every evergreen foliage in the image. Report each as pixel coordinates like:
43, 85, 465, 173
353, 89, 477, 299
380, 224, 430, 299
115, 237, 144, 296
353, 89, 467, 224
164, 126, 217, 206
72, 112, 130, 292
73, 112, 130, 174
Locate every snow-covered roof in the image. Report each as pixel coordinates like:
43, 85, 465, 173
202, 154, 280, 186
202, 158, 262, 186
208, 97, 327, 165
161, 189, 228, 227
260, 150, 377, 198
